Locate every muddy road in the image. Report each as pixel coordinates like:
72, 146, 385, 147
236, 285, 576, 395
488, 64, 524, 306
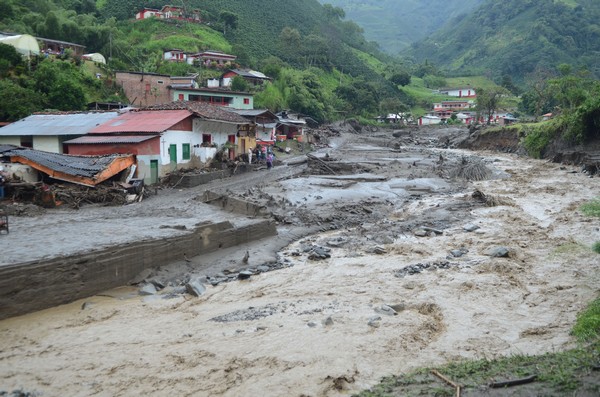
1, 126, 599, 396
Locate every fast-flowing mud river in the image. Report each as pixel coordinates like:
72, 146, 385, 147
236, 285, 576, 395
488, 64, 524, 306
1, 130, 599, 396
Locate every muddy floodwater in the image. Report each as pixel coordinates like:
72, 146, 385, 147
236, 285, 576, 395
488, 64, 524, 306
1, 129, 599, 396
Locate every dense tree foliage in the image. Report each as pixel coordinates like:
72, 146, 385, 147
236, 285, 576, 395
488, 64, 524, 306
521, 68, 600, 157
0, 80, 44, 121
408, 0, 600, 83
476, 86, 510, 124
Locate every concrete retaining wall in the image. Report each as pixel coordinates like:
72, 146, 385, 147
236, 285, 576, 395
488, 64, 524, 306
201, 191, 268, 217
177, 164, 253, 188
178, 170, 228, 188
0, 219, 276, 320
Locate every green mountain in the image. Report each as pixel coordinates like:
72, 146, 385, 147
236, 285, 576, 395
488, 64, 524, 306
318, 0, 485, 54
407, 0, 600, 82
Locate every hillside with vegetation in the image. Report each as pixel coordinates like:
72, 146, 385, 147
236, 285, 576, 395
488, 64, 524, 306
318, 0, 485, 54
407, 0, 600, 83
0, 0, 416, 123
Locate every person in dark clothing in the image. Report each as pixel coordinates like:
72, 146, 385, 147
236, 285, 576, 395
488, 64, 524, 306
0, 173, 5, 200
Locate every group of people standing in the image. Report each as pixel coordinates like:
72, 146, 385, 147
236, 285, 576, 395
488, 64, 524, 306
248, 146, 274, 170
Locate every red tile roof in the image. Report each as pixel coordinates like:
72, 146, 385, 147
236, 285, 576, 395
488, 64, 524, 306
90, 110, 192, 134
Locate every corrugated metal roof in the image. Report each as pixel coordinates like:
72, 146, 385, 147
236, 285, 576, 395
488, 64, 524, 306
6, 148, 130, 178
0, 112, 120, 136
230, 69, 269, 79
226, 109, 276, 118
64, 135, 159, 145
91, 110, 192, 134
0, 144, 18, 153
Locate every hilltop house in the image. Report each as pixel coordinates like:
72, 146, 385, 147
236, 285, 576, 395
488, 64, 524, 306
221, 69, 272, 87
38, 37, 85, 56
0, 32, 86, 57
187, 50, 237, 67
163, 49, 187, 63
437, 87, 477, 98
136, 5, 201, 23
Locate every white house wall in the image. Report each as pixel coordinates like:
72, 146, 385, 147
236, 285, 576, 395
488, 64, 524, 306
0, 137, 20, 146
194, 119, 239, 148
160, 130, 200, 166
33, 136, 61, 153
256, 126, 275, 142
135, 154, 161, 184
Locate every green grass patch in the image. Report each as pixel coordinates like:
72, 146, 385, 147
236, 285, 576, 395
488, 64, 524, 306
549, 242, 587, 258
593, 242, 600, 254
573, 297, 600, 342
350, 48, 387, 75
354, 344, 600, 396
581, 199, 600, 218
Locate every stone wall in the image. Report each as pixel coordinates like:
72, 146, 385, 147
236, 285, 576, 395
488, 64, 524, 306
0, 220, 276, 320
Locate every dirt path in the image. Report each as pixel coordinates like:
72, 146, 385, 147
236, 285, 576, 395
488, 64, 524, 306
1, 128, 599, 396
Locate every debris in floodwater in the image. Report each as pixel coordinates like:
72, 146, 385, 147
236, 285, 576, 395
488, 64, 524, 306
393, 260, 457, 278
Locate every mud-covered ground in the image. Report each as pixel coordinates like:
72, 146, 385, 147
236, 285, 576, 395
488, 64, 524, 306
1, 125, 599, 396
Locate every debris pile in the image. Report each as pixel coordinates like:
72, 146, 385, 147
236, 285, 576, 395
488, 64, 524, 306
450, 156, 492, 181
472, 188, 515, 207
53, 183, 148, 209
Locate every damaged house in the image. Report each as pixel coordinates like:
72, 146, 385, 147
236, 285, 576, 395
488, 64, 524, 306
64, 102, 254, 184
1, 147, 135, 187
0, 144, 136, 208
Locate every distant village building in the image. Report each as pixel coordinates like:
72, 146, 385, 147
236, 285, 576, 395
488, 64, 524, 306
437, 87, 477, 98
187, 50, 237, 67
431, 100, 475, 120
115, 71, 199, 107
375, 113, 411, 124
221, 69, 272, 87
163, 49, 187, 62
418, 115, 442, 126
135, 5, 201, 23
38, 37, 85, 56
